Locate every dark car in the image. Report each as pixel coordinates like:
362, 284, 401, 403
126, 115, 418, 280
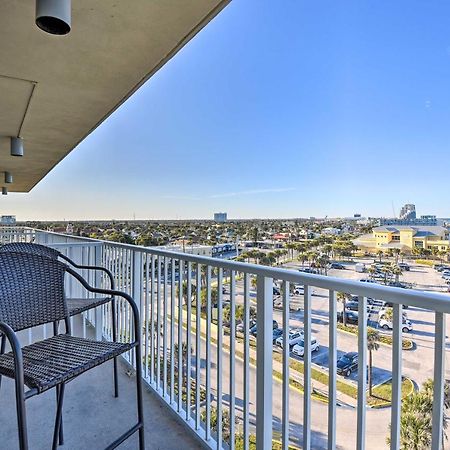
350, 295, 375, 305
337, 352, 358, 377
345, 301, 372, 313
272, 328, 283, 342
337, 311, 358, 325
329, 263, 345, 270
299, 267, 318, 274
398, 263, 410, 271
250, 320, 279, 336
382, 301, 408, 309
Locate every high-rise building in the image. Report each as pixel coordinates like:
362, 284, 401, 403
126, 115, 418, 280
0, 215, 16, 225
399, 203, 416, 220
214, 212, 227, 223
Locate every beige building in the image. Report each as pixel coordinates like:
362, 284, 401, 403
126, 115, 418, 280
354, 225, 450, 253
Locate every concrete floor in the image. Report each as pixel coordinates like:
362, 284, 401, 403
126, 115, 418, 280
0, 321, 202, 450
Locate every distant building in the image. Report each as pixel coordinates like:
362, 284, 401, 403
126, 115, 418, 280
0, 215, 16, 225
322, 227, 341, 236
151, 244, 212, 257
399, 203, 416, 220
214, 212, 227, 223
354, 225, 450, 253
379, 215, 437, 226
212, 243, 237, 259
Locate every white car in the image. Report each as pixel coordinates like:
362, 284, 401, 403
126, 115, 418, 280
292, 338, 319, 357
293, 285, 304, 296
275, 329, 304, 348
378, 317, 412, 333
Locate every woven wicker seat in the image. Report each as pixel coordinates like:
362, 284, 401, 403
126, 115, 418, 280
0, 334, 134, 394
0, 243, 114, 317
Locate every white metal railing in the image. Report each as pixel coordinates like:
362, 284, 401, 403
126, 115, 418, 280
1, 227, 449, 450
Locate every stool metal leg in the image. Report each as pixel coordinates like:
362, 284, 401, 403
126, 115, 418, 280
14, 364, 28, 450
52, 383, 65, 450
135, 344, 145, 450
111, 298, 119, 398
53, 322, 64, 445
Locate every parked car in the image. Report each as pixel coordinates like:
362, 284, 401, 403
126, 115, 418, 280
299, 267, 318, 274
273, 286, 281, 296
398, 263, 410, 271
350, 295, 375, 305
379, 317, 413, 333
293, 285, 304, 296
292, 338, 320, 357
337, 311, 359, 325
355, 263, 366, 273
275, 329, 304, 348
437, 265, 450, 272
250, 320, 278, 336
337, 352, 358, 377
380, 301, 408, 309
359, 278, 376, 283
236, 319, 256, 333
272, 328, 283, 342
329, 263, 345, 270
388, 281, 409, 289
345, 301, 372, 313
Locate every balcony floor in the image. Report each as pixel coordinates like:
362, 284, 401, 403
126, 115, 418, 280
0, 321, 202, 450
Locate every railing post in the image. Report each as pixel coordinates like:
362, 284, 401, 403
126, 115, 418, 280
34, 230, 47, 244
256, 275, 273, 450
132, 250, 143, 315
431, 312, 446, 450
94, 244, 104, 341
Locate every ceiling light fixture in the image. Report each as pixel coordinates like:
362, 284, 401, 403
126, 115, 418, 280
10, 137, 24, 157
36, 0, 71, 35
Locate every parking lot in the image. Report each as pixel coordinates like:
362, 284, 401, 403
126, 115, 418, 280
234, 258, 450, 389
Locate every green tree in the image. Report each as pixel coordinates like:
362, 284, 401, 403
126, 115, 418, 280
388, 379, 450, 449
337, 292, 351, 326
367, 328, 380, 396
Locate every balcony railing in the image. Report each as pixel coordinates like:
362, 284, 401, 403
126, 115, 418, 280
0, 226, 448, 450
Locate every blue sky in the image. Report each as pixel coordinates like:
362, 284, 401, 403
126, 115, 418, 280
4, 0, 450, 220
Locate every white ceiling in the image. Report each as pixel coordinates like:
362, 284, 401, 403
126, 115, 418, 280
0, 0, 230, 192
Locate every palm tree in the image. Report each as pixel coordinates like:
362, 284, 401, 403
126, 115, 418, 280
388, 379, 450, 449
337, 292, 350, 326
393, 248, 401, 264
376, 250, 384, 263
390, 264, 403, 284
367, 328, 380, 396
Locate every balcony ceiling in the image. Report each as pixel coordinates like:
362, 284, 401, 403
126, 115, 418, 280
0, 0, 229, 192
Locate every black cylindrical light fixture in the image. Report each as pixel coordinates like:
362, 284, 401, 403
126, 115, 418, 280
4, 172, 12, 184
36, 0, 71, 35
2, 187, 8, 196
11, 137, 24, 157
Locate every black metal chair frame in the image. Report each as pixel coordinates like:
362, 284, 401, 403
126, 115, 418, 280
0, 242, 119, 398
0, 253, 145, 450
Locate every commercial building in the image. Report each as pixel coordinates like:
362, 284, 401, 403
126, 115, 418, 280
0, 215, 16, 225
214, 212, 227, 222
379, 215, 438, 226
399, 203, 416, 220
354, 225, 450, 253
